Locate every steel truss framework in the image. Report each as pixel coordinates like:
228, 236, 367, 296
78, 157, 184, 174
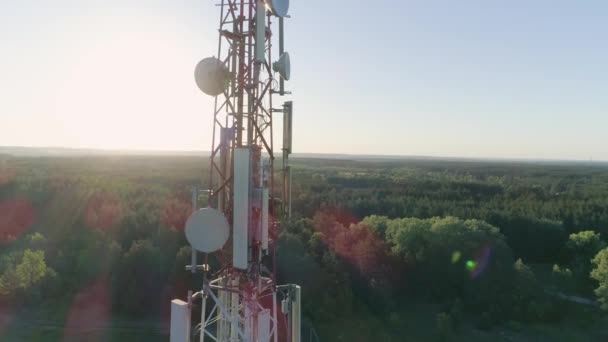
195, 277, 279, 342
208, 0, 277, 207
195, 0, 289, 341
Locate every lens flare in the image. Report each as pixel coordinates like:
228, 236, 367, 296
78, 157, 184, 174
467, 245, 492, 279
63, 278, 111, 341
0, 301, 13, 338
0, 167, 16, 186
312, 209, 388, 275
451, 251, 462, 264
84, 192, 124, 231
0, 199, 35, 243
466, 260, 476, 270
161, 194, 193, 231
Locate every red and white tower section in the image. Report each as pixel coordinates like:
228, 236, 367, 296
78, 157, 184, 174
170, 0, 299, 342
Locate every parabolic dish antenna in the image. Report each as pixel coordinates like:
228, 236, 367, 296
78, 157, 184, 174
194, 57, 230, 97
273, 52, 291, 81
185, 208, 230, 253
266, 0, 289, 17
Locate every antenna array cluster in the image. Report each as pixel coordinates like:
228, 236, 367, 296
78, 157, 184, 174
171, 0, 300, 341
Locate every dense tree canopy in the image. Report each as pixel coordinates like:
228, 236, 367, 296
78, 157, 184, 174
0, 248, 55, 299
566, 230, 607, 291
1, 155, 607, 340
591, 248, 608, 311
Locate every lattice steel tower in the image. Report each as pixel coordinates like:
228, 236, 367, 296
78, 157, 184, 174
170, 0, 299, 341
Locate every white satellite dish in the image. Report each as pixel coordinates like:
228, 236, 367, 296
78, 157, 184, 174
273, 52, 291, 81
265, 0, 289, 17
194, 57, 230, 97
185, 208, 230, 253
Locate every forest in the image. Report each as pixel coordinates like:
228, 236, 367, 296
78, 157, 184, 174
1, 153, 608, 341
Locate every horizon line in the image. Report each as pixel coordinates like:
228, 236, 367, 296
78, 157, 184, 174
1, 145, 606, 164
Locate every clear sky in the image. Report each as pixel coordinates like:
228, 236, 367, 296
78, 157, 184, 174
1, 0, 607, 160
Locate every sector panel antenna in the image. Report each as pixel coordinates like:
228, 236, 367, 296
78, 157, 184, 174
266, 0, 289, 17
194, 57, 230, 97
185, 208, 230, 253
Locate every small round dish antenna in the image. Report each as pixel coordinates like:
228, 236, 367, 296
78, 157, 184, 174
265, 0, 289, 17
273, 52, 291, 81
185, 208, 230, 253
194, 57, 230, 97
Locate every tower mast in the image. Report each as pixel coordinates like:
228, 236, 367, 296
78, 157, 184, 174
171, 1, 298, 341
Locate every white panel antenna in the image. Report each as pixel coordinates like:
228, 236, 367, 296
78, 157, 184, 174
258, 309, 271, 342
170, 300, 191, 342
283, 101, 293, 153
255, 0, 267, 63
233, 147, 250, 270
291, 286, 302, 342
262, 188, 269, 250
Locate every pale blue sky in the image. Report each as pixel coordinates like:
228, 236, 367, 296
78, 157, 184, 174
1, 0, 607, 160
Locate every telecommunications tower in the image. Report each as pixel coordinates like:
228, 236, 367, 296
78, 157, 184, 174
170, 0, 299, 341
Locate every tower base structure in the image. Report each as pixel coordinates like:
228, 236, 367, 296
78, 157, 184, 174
170, 273, 301, 342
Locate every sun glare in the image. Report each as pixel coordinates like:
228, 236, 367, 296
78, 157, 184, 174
52, 28, 214, 150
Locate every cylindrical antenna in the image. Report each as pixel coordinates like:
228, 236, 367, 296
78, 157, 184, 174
279, 17, 285, 95
190, 188, 198, 273
255, 0, 266, 63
